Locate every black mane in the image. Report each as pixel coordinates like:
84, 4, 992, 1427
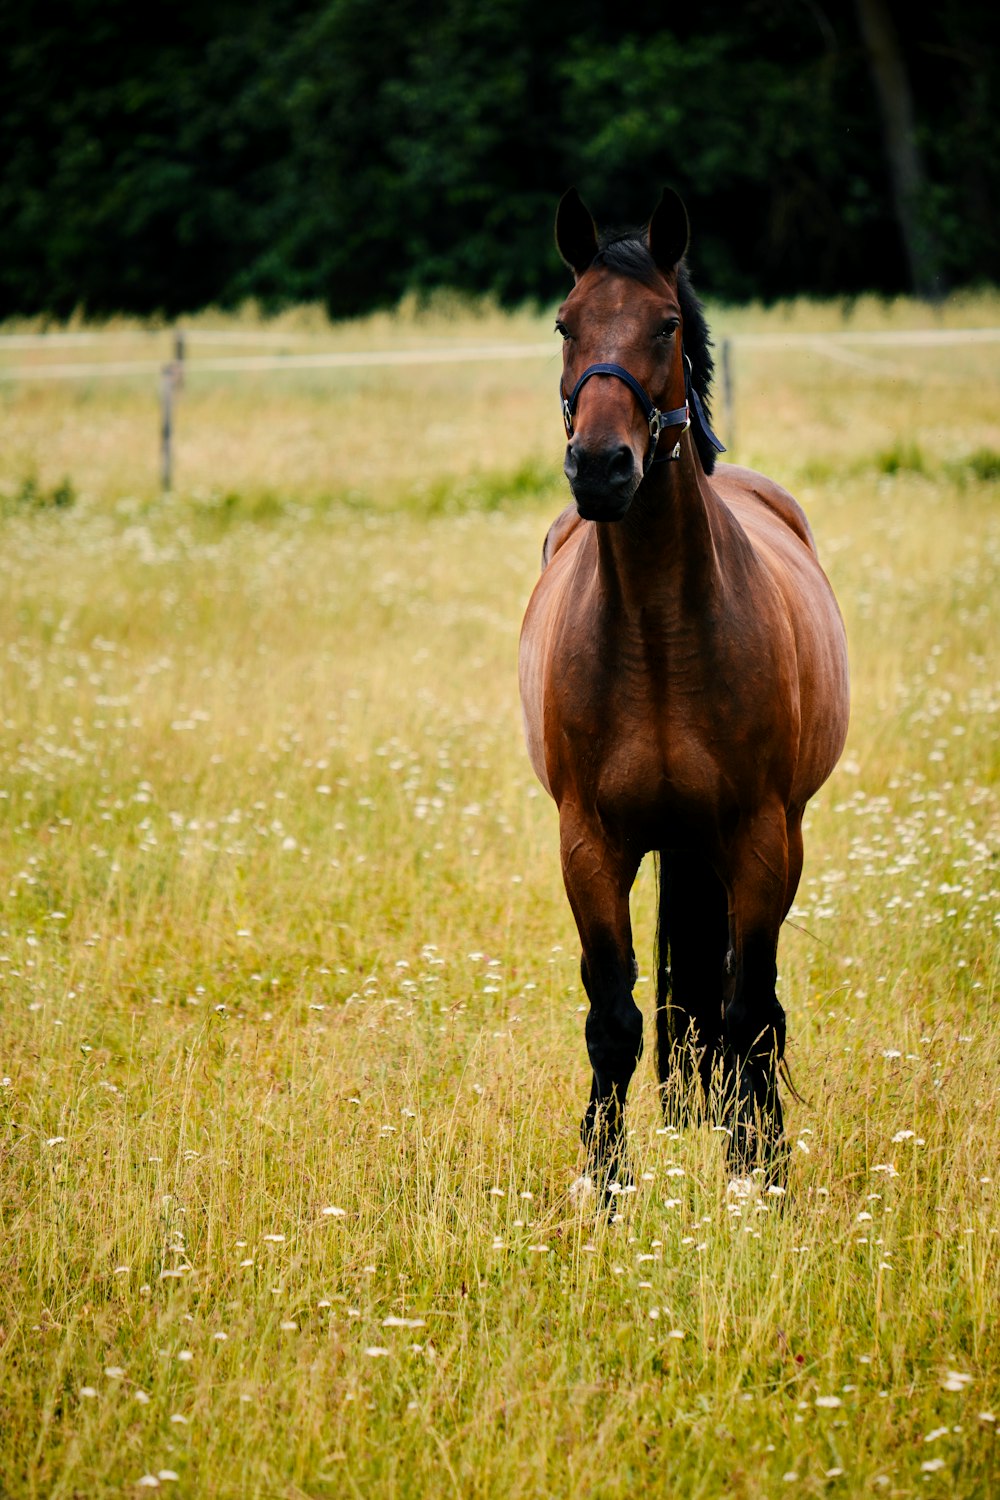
592, 232, 718, 476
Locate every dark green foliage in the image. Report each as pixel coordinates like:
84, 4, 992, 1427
184, 458, 562, 531
868, 445, 1000, 483
1, 1, 996, 318
401, 457, 563, 516
953, 448, 1000, 484
3, 474, 77, 512
876, 440, 927, 475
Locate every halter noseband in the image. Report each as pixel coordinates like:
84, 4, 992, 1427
560, 354, 724, 466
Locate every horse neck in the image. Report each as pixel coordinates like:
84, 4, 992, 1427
594, 446, 723, 613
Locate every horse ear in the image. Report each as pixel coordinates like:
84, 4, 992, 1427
555, 189, 599, 278
647, 188, 690, 272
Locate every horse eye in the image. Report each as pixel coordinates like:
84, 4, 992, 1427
555, 321, 571, 340
656, 320, 680, 341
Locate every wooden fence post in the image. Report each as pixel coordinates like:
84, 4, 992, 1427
160, 329, 185, 493
720, 336, 735, 455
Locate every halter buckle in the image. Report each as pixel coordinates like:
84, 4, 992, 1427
562, 397, 574, 438
667, 414, 692, 460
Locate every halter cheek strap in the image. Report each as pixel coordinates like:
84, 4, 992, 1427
561, 362, 689, 461
560, 355, 725, 465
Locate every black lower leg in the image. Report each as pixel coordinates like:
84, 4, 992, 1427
579, 949, 643, 1185
655, 852, 728, 1123
723, 932, 786, 1175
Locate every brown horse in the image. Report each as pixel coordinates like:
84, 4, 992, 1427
519, 189, 849, 1185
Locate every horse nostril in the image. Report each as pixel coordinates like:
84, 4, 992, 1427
566, 443, 634, 489
606, 445, 634, 486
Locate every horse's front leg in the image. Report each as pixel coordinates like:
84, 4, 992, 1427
723, 807, 791, 1180
560, 807, 642, 1190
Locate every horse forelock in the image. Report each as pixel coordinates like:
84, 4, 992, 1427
589, 233, 718, 475
592, 232, 664, 291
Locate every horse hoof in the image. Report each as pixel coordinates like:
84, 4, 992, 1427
569, 1174, 597, 1207
726, 1175, 758, 1201
580, 1100, 599, 1147
726, 1121, 787, 1190
659, 1089, 701, 1132
580, 1144, 633, 1208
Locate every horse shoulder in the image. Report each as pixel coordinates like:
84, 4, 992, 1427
710, 467, 849, 798
710, 463, 818, 556
521, 508, 591, 799
540, 502, 585, 569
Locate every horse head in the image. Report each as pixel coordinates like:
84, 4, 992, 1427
554, 188, 692, 522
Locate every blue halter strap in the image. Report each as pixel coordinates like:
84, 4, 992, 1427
560, 354, 725, 466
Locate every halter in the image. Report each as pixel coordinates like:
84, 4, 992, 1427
560, 354, 725, 466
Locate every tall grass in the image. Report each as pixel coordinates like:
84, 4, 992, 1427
1, 293, 998, 1497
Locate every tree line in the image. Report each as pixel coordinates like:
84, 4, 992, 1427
1, 0, 996, 320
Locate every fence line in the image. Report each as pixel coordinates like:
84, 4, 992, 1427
0, 342, 558, 382
0, 329, 315, 349
3, 325, 995, 492
723, 328, 1000, 348
3, 324, 999, 350
1, 327, 998, 383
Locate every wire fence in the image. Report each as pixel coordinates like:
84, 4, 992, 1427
2, 325, 997, 491
3, 323, 997, 376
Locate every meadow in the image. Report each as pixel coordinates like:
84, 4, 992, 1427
1, 288, 999, 1498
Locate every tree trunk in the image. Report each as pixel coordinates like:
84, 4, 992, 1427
854, 0, 940, 297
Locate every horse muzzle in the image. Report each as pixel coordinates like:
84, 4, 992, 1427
564, 440, 640, 521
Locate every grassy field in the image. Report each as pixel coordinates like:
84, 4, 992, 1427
1, 290, 999, 1498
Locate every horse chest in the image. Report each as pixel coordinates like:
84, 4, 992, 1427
550, 641, 730, 829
